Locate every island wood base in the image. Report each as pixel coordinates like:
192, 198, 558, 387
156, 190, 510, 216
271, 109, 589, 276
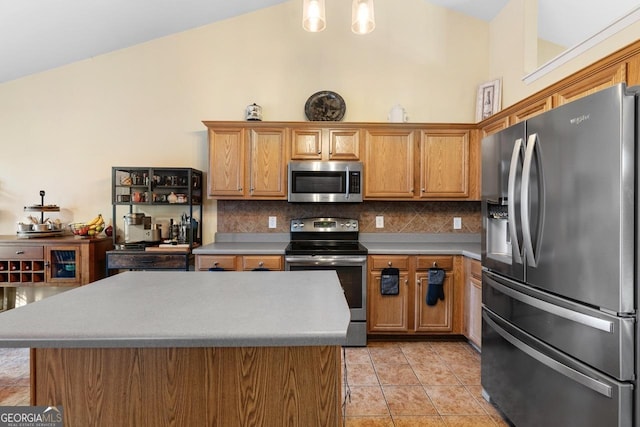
31, 345, 342, 426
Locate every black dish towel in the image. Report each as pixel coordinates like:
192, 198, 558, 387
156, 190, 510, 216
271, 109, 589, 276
426, 268, 445, 306
380, 267, 400, 295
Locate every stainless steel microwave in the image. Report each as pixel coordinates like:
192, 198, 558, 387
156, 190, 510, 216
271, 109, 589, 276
288, 161, 363, 203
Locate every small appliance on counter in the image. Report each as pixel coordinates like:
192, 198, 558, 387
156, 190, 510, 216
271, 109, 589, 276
123, 213, 159, 244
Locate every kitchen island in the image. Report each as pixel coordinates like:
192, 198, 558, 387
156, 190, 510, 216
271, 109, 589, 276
0, 271, 350, 426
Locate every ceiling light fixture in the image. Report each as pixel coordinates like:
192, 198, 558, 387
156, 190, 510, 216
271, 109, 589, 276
351, 0, 375, 35
302, 0, 326, 32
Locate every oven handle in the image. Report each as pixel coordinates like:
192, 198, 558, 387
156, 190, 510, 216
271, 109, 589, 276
285, 255, 367, 265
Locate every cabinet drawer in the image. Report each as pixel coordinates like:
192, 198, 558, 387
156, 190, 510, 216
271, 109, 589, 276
0, 246, 44, 259
370, 256, 410, 270
416, 256, 453, 271
196, 255, 237, 271
242, 256, 282, 271
107, 253, 190, 270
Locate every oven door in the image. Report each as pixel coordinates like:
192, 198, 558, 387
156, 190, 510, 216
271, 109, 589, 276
285, 255, 366, 321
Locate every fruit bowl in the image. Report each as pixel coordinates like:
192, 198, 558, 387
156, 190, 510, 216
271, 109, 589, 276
69, 223, 90, 237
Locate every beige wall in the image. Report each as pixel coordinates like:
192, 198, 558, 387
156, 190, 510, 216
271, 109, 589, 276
490, 0, 640, 107
0, 0, 638, 242
0, 0, 489, 241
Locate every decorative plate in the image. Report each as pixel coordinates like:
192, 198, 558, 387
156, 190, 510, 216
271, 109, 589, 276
304, 91, 346, 121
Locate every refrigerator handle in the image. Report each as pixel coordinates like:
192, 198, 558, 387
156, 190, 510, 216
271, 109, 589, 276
521, 133, 545, 267
483, 311, 613, 398
507, 138, 524, 264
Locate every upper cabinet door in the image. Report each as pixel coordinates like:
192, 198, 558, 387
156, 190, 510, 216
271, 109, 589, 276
290, 127, 360, 160
248, 128, 288, 199
419, 130, 470, 199
208, 128, 245, 197
328, 129, 360, 160
290, 128, 323, 160
364, 129, 416, 199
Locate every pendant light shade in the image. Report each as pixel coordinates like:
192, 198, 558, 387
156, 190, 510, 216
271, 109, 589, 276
352, 0, 375, 34
302, 0, 326, 32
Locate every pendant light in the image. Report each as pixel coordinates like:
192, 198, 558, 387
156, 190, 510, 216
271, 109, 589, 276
302, 0, 326, 32
351, 0, 375, 35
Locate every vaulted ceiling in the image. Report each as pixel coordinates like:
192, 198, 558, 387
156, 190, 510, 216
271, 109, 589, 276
0, 0, 634, 84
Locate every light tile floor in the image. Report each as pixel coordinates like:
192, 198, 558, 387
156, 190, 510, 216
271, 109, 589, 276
0, 341, 510, 426
342, 341, 510, 426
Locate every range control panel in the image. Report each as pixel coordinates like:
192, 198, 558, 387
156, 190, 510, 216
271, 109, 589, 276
290, 217, 359, 232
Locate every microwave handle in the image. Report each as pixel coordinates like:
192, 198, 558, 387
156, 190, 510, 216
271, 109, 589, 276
345, 165, 350, 200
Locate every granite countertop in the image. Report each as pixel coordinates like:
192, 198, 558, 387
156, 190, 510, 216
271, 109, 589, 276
193, 233, 481, 260
0, 270, 350, 348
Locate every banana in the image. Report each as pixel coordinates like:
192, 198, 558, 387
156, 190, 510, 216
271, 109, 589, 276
87, 214, 102, 226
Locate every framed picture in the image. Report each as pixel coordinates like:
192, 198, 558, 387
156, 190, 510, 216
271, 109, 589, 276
475, 79, 502, 121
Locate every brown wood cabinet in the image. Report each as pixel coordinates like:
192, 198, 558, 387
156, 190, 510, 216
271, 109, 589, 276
195, 254, 283, 271
367, 254, 461, 335
419, 129, 472, 199
205, 121, 479, 202
205, 124, 288, 199
0, 236, 112, 287
363, 129, 416, 199
363, 126, 478, 201
290, 127, 360, 160
464, 257, 482, 349
553, 62, 626, 106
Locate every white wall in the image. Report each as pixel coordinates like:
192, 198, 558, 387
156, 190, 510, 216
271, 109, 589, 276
0, 0, 490, 241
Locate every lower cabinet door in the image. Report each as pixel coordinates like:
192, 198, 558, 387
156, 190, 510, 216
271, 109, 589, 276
367, 271, 409, 332
414, 271, 453, 332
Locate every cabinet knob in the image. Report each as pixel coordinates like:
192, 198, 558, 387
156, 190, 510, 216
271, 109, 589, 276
404, 279, 408, 286
421, 188, 425, 192
417, 279, 421, 286
387, 261, 392, 266
317, 150, 322, 154
15, 250, 24, 255
258, 261, 264, 267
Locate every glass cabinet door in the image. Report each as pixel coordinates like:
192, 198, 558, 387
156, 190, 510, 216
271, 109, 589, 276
46, 246, 81, 285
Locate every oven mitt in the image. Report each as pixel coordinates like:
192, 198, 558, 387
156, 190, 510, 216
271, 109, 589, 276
381, 267, 400, 295
426, 268, 445, 306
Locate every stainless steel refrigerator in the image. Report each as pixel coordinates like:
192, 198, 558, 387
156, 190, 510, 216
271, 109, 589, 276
481, 83, 638, 427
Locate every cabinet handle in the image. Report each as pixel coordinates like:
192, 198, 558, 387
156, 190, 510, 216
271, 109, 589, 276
405, 279, 408, 286
417, 279, 421, 286
15, 251, 24, 255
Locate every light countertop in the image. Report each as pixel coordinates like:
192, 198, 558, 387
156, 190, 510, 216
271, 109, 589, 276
193, 233, 481, 260
0, 270, 350, 348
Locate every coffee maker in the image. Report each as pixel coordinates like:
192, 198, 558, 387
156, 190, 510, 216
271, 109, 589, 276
124, 213, 159, 243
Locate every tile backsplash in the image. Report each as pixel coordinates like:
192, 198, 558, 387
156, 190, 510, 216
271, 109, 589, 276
217, 201, 481, 234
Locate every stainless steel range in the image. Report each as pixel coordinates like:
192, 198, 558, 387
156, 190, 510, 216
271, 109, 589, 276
284, 217, 368, 346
